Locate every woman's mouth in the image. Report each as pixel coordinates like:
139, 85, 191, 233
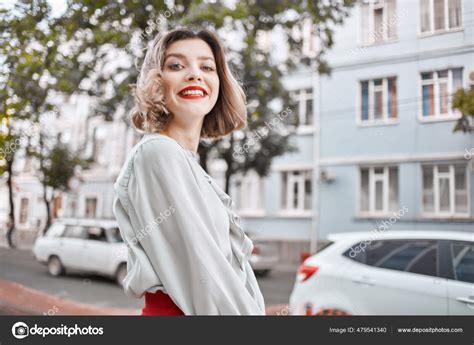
178, 86, 208, 99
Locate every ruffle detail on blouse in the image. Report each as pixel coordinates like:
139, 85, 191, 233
204, 174, 254, 270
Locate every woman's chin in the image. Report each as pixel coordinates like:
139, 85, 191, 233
174, 107, 211, 119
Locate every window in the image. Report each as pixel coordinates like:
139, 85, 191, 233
85, 197, 98, 218
67, 194, 78, 218
291, 18, 317, 58
421, 68, 463, 119
422, 164, 468, 216
63, 225, 86, 239
108, 227, 124, 243
86, 227, 108, 242
281, 170, 312, 213
290, 89, 313, 127
344, 240, 439, 278
234, 171, 264, 213
360, 0, 397, 45
451, 242, 474, 283
19, 198, 29, 224
301, 18, 317, 57
420, 0, 462, 34
45, 223, 65, 238
360, 77, 397, 123
360, 166, 398, 214
92, 126, 107, 165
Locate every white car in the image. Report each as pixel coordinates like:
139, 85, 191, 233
33, 218, 127, 286
289, 230, 474, 315
249, 240, 279, 277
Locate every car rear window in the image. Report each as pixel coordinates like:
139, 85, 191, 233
63, 225, 86, 239
343, 239, 439, 278
451, 242, 474, 283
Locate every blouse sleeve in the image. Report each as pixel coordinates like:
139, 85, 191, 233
127, 139, 265, 315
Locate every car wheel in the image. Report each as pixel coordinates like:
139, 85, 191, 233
115, 263, 127, 287
47, 256, 65, 277
254, 269, 270, 277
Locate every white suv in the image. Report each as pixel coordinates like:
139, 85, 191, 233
289, 231, 474, 315
33, 218, 128, 286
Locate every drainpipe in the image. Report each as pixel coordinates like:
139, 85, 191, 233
310, 64, 320, 254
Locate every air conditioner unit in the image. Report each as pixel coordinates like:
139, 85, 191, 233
320, 169, 336, 183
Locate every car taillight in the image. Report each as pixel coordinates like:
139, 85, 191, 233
252, 246, 260, 255
297, 264, 319, 282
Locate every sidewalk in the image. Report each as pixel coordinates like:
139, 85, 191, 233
0, 279, 140, 316
0, 279, 288, 316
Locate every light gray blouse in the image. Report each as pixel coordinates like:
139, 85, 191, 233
112, 133, 266, 315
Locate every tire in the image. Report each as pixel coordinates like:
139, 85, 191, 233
254, 269, 270, 277
47, 256, 65, 277
115, 263, 127, 287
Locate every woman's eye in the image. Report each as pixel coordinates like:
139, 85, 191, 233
202, 66, 215, 72
168, 63, 183, 70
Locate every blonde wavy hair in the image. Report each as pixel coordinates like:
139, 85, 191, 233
131, 28, 247, 139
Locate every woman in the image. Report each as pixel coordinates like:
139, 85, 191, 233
113, 28, 266, 315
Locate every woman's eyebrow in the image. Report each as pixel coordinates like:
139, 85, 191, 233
165, 53, 215, 62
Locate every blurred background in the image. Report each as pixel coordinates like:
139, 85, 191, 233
0, 0, 473, 316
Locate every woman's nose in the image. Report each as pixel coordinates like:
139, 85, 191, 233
186, 67, 203, 82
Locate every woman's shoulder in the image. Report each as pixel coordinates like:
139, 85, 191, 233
132, 133, 187, 167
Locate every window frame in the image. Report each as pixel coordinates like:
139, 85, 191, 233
421, 163, 470, 217
358, 165, 399, 216
290, 88, 314, 132
279, 169, 313, 217
418, 68, 463, 122
419, 0, 463, 36
233, 170, 265, 217
82, 193, 102, 219
359, 0, 398, 46
357, 76, 398, 126
18, 197, 30, 225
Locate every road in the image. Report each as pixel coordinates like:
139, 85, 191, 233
0, 248, 296, 310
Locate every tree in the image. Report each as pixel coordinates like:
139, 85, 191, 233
453, 88, 474, 133
36, 142, 88, 232
0, 0, 90, 245
54, 0, 355, 192
0, 1, 56, 247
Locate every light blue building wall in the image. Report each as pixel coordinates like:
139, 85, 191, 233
239, 0, 474, 254
318, 0, 474, 238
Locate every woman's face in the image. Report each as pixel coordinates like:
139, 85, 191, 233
162, 38, 220, 122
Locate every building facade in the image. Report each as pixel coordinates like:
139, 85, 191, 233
2, 0, 472, 261
236, 0, 474, 260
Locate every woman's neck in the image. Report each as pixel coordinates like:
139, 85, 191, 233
160, 126, 201, 154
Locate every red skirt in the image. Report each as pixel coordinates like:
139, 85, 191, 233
141, 290, 185, 316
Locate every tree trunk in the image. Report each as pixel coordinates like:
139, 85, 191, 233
5, 154, 15, 248
42, 184, 52, 234
224, 134, 235, 195
197, 143, 209, 173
